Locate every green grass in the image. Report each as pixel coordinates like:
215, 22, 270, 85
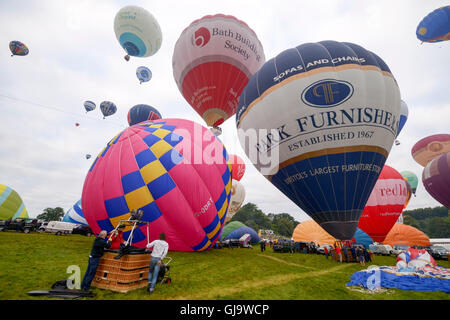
0, 232, 449, 300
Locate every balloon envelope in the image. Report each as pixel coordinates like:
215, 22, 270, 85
9, 40, 29, 56
62, 200, 87, 225
100, 101, 117, 118
82, 118, 232, 251
172, 14, 265, 127
236, 40, 401, 240
136, 66, 152, 83
400, 170, 419, 195
358, 165, 408, 243
127, 104, 161, 126
228, 154, 245, 181
422, 152, 450, 209
114, 5, 162, 58
0, 184, 28, 220
396, 100, 408, 137
411, 134, 450, 167
84, 101, 96, 113
416, 6, 450, 43
225, 179, 245, 223
383, 224, 430, 247
220, 221, 260, 243
292, 220, 336, 246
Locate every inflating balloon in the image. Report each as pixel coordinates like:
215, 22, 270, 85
237, 41, 401, 240
416, 6, 450, 43
9, 41, 29, 57
172, 14, 265, 129
225, 179, 245, 223
83, 101, 96, 113
400, 171, 418, 196
114, 5, 162, 60
228, 154, 245, 181
422, 152, 450, 209
82, 119, 232, 251
62, 200, 87, 225
220, 221, 260, 243
411, 134, 450, 167
0, 184, 28, 220
127, 104, 161, 126
383, 224, 430, 247
358, 165, 408, 243
100, 101, 117, 119
136, 66, 152, 84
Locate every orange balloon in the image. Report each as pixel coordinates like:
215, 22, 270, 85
383, 224, 430, 247
292, 220, 336, 246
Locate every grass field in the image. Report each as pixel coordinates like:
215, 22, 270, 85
1, 232, 449, 300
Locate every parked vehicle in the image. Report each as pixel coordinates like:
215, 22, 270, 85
429, 245, 448, 260
1, 218, 40, 233
392, 244, 410, 255
71, 224, 93, 236
317, 244, 333, 254
369, 244, 393, 256
42, 221, 77, 235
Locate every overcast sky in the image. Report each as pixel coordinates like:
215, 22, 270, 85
1, 0, 448, 222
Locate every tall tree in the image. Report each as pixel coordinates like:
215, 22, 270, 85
37, 207, 65, 222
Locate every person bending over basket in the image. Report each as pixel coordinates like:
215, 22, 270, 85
146, 232, 169, 294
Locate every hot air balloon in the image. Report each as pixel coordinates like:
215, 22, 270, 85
81, 119, 232, 251
403, 179, 412, 209
220, 221, 260, 243
224, 179, 245, 223
75, 123, 80, 127
383, 224, 430, 247
400, 170, 419, 196
236, 41, 401, 240
422, 152, 450, 209
127, 104, 161, 126
136, 66, 152, 84
100, 101, 117, 119
114, 5, 162, 61
172, 14, 265, 131
0, 184, 28, 220
9, 41, 29, 57
84, 101, 96, 113
411, 134, 450, 167
62, 200, 87, 225
358, 165, 408, 243
396, 100, 408, 138
292, 220, 336, 246
86, 154, 91, 160
228, 154, 246, 181
416, 6, 450, 43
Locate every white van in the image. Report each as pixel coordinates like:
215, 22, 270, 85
44, 221, 77, 235
369, 244, 393, 256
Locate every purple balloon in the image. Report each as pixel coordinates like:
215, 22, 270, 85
422, 152, 450, 209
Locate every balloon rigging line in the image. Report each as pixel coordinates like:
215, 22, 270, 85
0, 93, 126, 128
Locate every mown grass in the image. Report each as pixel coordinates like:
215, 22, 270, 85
0, 232, 449, 300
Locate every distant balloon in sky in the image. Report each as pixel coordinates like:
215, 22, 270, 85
82, 118, 232, 251
83, 101, 96, 113
114, 5, 162, 61
411, 134, 450, 167
228, 154, 245, 181
136, 66, 152, 84
75, 123, 80, 127
127, 104, 161, 126
9, 41, 29, 57
236, 40, 401, 240
422, 152, 450, 209
416, 6, 450, 43
225, 179, 245, 223
358, 165, 408, 243
100, 101, 117, 119
86, 154, 91, 160
0, 184, 28, 220
400, 170, 419, 196
396, 100, 408, 138
172, 14, 265, 129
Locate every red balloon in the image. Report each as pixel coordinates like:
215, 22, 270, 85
229, 154, 245, 181
358, 165, 408, 243
75, 123, 80, 127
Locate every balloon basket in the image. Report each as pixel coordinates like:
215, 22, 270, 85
92, 251, 151, 293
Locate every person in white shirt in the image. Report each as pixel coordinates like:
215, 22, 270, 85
146, 232, 169, 294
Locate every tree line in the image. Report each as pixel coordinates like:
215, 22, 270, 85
403, 206, 450, 238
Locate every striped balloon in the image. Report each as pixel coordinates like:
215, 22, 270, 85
358, 165, 408, 243
82, 119, 232, 251
236, 41, 401, 240
0, 185, 29, 220
62, 200, 87, 225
